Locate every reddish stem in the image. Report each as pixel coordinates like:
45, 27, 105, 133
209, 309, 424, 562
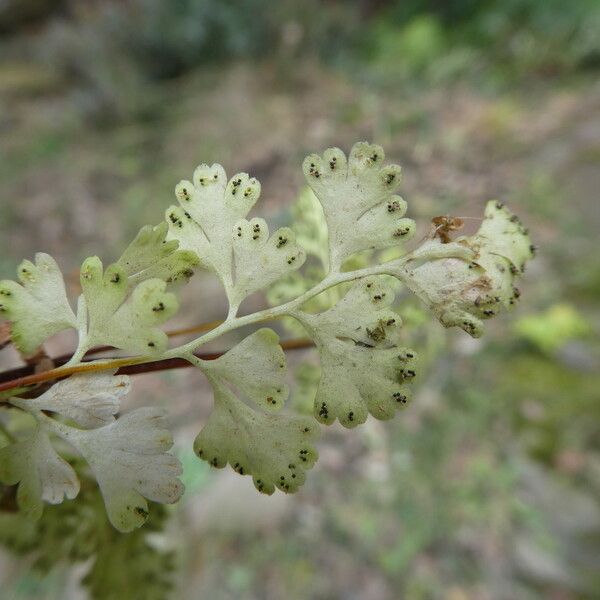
0, 339, 314, 397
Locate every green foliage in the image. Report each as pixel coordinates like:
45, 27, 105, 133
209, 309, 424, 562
465, 0, 600, 75
368, 0, 600, 83
0, 480, 176, 600
368, 15, 448, 78
10, 0, 596, 127
514, 303, 589, 354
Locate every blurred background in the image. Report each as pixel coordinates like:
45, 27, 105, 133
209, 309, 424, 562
0, 1, 599, 599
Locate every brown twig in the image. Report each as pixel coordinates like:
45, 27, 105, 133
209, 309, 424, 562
0, 338, 314, 398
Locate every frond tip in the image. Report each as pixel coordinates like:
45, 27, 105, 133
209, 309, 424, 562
390, 200, 535, 337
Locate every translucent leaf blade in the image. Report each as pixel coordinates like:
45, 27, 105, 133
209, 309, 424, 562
118, 222, 199, 286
